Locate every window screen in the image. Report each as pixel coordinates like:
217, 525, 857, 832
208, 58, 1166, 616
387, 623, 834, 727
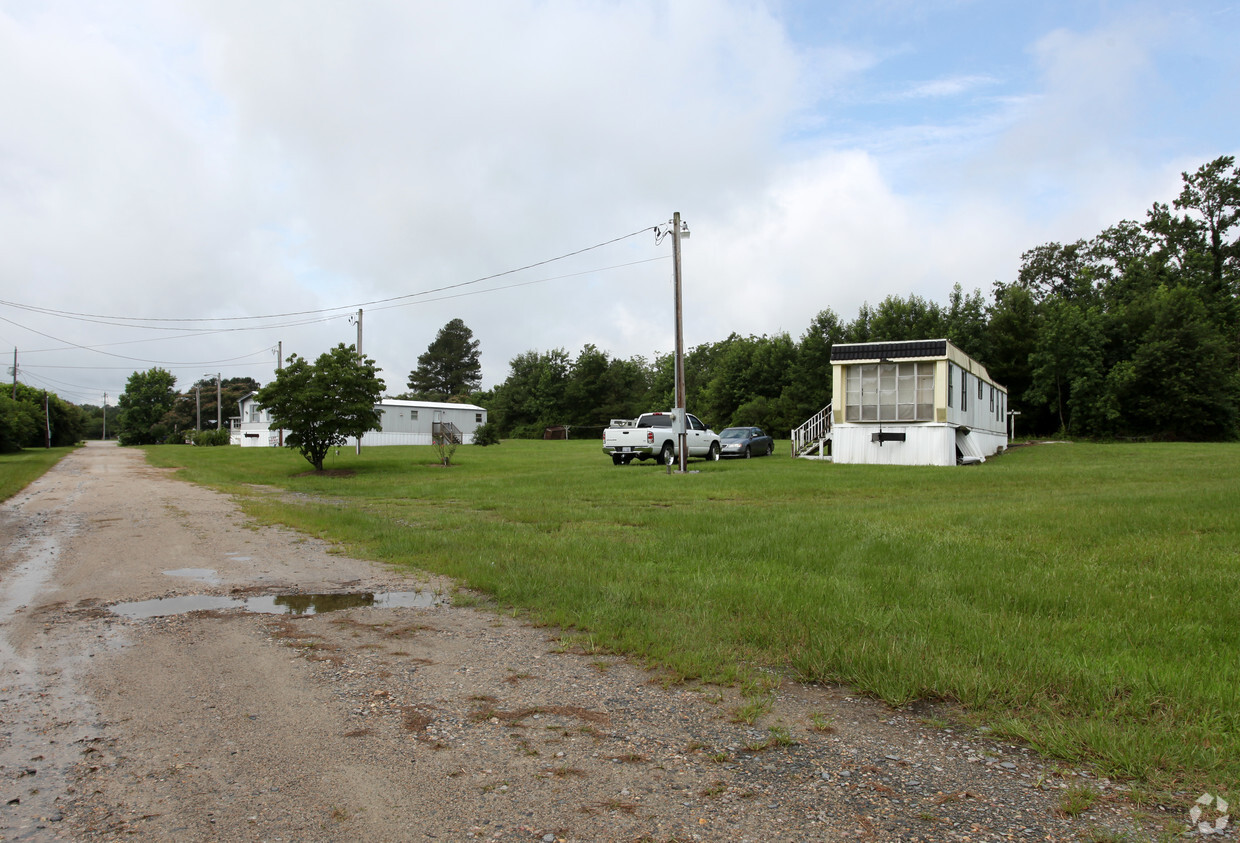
846, 362, 935, 422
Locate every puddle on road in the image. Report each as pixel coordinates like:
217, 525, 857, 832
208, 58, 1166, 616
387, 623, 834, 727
109, 591, 440, 620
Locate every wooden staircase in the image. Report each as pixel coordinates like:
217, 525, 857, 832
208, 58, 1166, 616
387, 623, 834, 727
433, 420, 463, 445
792, 404, 832, 460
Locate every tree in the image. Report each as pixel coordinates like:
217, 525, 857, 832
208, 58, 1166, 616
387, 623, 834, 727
117, 368, 178, 445
256, 344, 385, 471
487, 349, 569, 437
407, 318, 482, 400
0, 393, 41, 452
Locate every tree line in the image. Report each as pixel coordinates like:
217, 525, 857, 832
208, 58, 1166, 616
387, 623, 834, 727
479, 156, 1239, 441
13, 156, 1235, 451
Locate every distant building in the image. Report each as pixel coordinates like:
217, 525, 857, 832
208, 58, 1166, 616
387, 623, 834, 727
232, 395, 488, 448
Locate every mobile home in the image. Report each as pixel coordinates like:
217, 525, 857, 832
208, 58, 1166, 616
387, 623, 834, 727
232, 395, 488, 448
793, 339, 1007, 466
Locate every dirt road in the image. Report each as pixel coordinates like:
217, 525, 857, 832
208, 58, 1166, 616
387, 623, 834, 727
0, 442, 1155, 841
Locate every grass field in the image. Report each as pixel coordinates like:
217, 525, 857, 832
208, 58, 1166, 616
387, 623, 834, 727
140, 439, 1238, 794
0, 446, 76, 500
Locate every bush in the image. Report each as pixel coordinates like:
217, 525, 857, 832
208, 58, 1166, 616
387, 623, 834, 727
472, 422, 500, 446
191, 429, 230, 447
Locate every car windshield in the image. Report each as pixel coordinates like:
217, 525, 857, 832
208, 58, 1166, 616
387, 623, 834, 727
720, 428, 749, 440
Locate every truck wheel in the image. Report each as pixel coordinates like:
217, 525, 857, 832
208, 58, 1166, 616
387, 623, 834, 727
660, 442, 675, 465
708, 442, 721, 461
612, 454, 624, 465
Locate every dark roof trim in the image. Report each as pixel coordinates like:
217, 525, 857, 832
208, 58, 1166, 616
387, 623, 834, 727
831, 339, 948, 362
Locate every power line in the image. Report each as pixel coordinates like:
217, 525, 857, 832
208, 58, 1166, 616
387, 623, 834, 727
0, 226, 657, 326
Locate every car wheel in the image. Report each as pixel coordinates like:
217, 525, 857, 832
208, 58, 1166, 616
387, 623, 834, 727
708, 442, 721, 461
744, 446, 752, 459
766, 442, 774, 456
660, 442, 675, 465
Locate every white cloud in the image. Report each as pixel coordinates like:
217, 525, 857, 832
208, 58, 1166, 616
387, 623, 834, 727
0, 1, 1234, 403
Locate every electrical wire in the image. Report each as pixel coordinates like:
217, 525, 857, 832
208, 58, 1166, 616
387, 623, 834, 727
0, 226, 657, 326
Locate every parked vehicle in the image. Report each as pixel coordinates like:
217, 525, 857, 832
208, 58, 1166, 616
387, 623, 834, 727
603, 412, 721, 465
718, 426, 774, 458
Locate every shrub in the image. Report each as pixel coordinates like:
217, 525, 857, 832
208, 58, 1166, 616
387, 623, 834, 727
472, 422, 500, 446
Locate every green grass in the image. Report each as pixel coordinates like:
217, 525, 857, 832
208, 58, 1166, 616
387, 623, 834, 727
0, 446, 78, 500
143, 439, 1240, 793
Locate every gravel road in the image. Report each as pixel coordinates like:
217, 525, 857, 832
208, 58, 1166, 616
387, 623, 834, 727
0, 442, 1171, 841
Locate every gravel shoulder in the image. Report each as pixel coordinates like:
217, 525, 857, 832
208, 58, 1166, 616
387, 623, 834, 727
0, 442, 1170, 841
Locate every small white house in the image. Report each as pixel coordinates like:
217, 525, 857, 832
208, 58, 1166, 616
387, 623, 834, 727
232, 394, 488, 448
801, 339, 1007, 466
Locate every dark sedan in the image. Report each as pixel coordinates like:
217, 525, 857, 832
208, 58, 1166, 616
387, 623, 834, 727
718, 426, 774, 458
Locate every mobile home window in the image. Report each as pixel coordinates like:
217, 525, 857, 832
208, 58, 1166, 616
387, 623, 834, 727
961, 371, 968, 412
989, 386, 994, 413
410, 410, 419, 421
947, 365, 954, 408
476, 413, 483, 423
845, 362, 934, 422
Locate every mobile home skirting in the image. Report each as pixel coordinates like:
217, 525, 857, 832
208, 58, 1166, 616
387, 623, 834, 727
832, 423, 1007, 467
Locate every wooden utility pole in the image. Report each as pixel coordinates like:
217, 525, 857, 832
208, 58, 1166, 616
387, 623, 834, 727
102, 393, 107, 441
277, 341, 283, 448
671, 212, 687, 473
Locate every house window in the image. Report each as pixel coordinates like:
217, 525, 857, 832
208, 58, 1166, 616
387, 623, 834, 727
978, 379, 984, 400
476, 413, 483, 423
947, 365, 953, 408
845, 362, 934, 422
989, 386, 994, 414
410, 410, 419, 421
961, 371, 968, 412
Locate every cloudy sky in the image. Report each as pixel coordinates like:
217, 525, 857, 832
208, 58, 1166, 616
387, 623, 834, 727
1, 0, 1237, 407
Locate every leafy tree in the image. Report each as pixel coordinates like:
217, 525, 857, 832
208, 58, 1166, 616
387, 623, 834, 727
1027, 298, 1107, 435
487, 349, 569, 438
1173, 155, 1239, 296
1107, 286, 1239, 440
407, 318, 482, 400
256, 344, 385, 471
117, 368, 178, 445
945, 284, 988, 359
783, 308, 844, 423
0, 393, 41, 452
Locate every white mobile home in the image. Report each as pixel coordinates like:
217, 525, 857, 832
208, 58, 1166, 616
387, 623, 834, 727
793, 339, 1007, 466
232, 395, 488, 448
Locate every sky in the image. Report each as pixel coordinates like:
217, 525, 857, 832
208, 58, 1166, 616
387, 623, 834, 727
1, 0, 1237, 409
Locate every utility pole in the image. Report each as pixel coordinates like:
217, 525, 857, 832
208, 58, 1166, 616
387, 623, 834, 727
672, 212, 688, 473
102, 393, 107, 441
195, 385, 201, 431
11, 348, 16, 399
656, 214, 691, 473
216, 372, 222, 432
351, 310, 364, 455
44, 391, 50, 448
276, 342, 283, 448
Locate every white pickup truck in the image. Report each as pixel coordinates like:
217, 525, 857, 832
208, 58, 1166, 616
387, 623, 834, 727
602, 412, 721, 465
